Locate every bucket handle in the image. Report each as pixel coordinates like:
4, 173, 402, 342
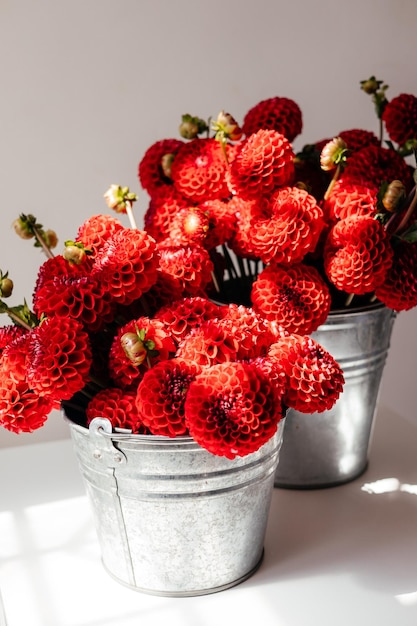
88, 417, 127, 466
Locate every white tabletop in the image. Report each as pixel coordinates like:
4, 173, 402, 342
1, 406, 417, 626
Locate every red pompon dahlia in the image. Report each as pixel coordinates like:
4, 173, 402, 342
324, 215, 393, 295
165, 207, 210, 247
242, 96, 303, 143
0, 332, 29, 383
219, 303, 280, 359
25, 316, 92, 401
251, 262, 331, 335
176, 318, 240, 367
268, 334, 344, 413
184, 361, 283, 459
138, 138, 184, 196
135, 358, 202, 437
227, 196, 263, 259
342, 145, 414, 191
154, 296, 223, 344
86, 387, 148, 433
249, 186, 325, 264
195, 199, 237, 250
338, 129, 380, 153
0, 377, 56, 433
76, 214, 125, 256
382, 94, 417, 146
170, 138, 231, 203
323, 179, 378, 223
157, 242, 214, 296
108, 317, 176, 390
33, 259, 114, 333
228, 129, 295, 200
143, 187, 193, 242
0, 325, 27, 358
92, 228, 159, 306
375, 241, 417, 311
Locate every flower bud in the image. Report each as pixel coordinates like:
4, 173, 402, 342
360, 77, 383, 95
13, 217, 34, 239
63, 242, 87, 265
320, 137, 348, 171
382, 180, 406, 213
212, 110, 243, 142
44, 229, 58, 249
161, 153, 175, 179
179, 114, 208, 140
120, 332, 147, 366
0, 276, 13, 298
104, 184, 137, 214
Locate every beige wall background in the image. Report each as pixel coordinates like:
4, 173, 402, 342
1, 0, 416, 447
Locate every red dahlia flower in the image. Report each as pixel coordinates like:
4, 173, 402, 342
324, 215, 393, 295
108, 317, 176, 390
176, 318, 240, 367
375, 241, 417, 311
86, 387, 148, 433
25, 316, 92, 401
338, 129, 380, 153
0, 325, 27, 359
136, 358, 201, 437
143, 186, 193, 242
342, 145, 414, 191
228, 129, 295, 200
171, 138, 231, 203
251, 262, 331, 335
0, 377, 56, 433
184, 361, 284, 459
157, 242, 214, 296
248, 186, 324, 264
323, 179, 378, 223
268, 334, 344, 413
382, 93, 417, 146
154, 296, 223, 344
92, 228, 159, 306
138, 138, 184, 196
76, 214, 125, 255
242, 96, 303, 143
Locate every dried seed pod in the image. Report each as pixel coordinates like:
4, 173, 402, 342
382, 180, 406, 212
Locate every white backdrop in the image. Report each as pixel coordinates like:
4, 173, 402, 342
1, 0, 416, 447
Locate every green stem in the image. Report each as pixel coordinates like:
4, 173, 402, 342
323, 164, 341, 201
32, 225, 54, 259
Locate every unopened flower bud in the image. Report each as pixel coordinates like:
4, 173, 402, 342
382, 180, 406, 213
360, 77, 383, 95
44, 229, 58, 249
0, 275, 13, 298
179, 120, 199, 139
320, 137, 348, 171
179, 114, 208, 140
63, 241, 87, 265
13, 217, 34, 239
212, 110, 243, 142
161, 153, 175, 179
104, 184, 137, 214
120, 332, 147, 366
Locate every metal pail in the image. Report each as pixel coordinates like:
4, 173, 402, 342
64, 409, 285, 596
274, 303, 395, 489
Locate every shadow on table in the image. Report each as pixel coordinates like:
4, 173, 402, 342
255, 405, 417, 595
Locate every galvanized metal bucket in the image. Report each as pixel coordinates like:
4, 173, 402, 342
274, 303, 396, 489
64, 409, 285, 596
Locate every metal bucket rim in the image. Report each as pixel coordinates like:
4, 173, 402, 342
326, 301, 391, 319
63, 409, 284, 454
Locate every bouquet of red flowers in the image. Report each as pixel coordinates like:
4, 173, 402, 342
1, 76, 415, 457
